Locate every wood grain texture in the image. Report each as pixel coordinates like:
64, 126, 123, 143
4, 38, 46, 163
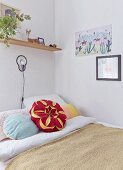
0, 39, 62, 52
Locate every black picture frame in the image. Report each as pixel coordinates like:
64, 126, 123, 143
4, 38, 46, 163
96, 55, 121, 81
38, 37, 45, 45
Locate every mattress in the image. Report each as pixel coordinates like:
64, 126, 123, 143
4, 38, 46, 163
1, 121, 123, 170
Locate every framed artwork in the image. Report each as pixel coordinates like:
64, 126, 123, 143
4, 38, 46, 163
75, 25, 112, 56
96, 55, 121, 81
0, 3, 20, 17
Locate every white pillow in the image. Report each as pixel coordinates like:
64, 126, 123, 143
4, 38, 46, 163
24, 94, 67, 109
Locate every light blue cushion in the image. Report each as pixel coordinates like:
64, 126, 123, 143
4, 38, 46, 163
3, 114, 39, 140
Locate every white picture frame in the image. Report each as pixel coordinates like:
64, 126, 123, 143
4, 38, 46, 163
0, 3, 20, 17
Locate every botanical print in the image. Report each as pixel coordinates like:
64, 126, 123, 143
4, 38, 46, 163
75, 25, 112, 56
98, 57, 118, 79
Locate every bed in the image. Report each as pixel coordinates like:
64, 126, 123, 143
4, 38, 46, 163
1, 118, 123, 170
1, 94, 123, 170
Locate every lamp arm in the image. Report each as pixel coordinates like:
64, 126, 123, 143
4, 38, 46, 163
16, 55, 27, 109
21, 71, 25, 109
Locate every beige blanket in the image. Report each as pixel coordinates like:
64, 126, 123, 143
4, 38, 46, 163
6, 124, 123, 170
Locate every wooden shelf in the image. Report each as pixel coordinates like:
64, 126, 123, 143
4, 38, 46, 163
0, 38, 62, 52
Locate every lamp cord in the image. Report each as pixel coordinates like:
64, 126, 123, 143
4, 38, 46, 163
21, 71, 25, 109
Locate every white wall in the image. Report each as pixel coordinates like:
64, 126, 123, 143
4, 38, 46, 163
0, 0, 55, 111
55, 0, 123, 126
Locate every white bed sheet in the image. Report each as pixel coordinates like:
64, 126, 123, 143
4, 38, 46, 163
98, 121, 123, 129
0, 161, 7, 170
1, 120, 123, 170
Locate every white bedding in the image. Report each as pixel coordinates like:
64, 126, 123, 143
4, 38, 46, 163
0, 116, 95, 162
0, 162, 7, 170
97, 121, 123, 129
1, 118, 123, 170
24, 94, 67, 109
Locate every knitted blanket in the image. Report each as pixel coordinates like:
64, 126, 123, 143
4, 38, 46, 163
6, 124, 123, 170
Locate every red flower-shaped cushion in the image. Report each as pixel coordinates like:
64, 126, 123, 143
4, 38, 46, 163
30, 100, 67, 132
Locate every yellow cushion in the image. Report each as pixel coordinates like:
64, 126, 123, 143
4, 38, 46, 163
62, 104, 80, 119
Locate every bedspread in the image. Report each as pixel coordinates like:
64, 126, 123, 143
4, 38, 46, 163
6, 124, 123, 170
